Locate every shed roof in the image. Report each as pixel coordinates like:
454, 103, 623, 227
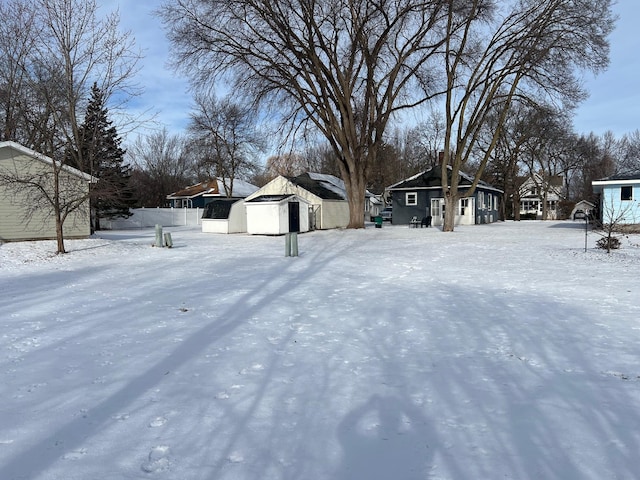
246, 194, 295, 203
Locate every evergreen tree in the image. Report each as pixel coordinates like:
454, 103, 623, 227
77, 83, 135, 231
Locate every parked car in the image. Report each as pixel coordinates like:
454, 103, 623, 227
380, 207, 392, 222
574, 209, 587, 220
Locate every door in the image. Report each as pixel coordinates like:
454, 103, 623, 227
288, 202, 300, 232
430, 198, 444, 226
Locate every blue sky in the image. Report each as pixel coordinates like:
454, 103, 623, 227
106, 1, 638, 141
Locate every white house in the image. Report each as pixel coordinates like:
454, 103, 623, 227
518, 173, 564, 219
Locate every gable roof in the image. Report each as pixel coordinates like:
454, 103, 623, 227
387, 165, 502, 193
167, 178, 259, 199
0, 140, 96, 182
168, 180, 219, 199
287, 172, 347, 200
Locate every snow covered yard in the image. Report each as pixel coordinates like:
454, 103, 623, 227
1, 221, 639, 480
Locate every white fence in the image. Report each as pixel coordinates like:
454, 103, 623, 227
101, 208, 203, 230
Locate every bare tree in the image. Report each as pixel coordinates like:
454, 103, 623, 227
438, 0, 613, 231
0, 0, 142, 253
160, 0, 447, 228
0, 0, 38, 143
127, 129, 195, 207
519, 105, 575, 220
618, 130, 640, 174
188, 92, 264, 196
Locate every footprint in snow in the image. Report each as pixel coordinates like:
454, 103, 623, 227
228, 451, 244, 463
148, 416, 167, 427
141, 445, 171, 473
63, 448, 87, 460
239, 364, 264, 375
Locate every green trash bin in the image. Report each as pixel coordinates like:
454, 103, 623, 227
374, 216, 383, 228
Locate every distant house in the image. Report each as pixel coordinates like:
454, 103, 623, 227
166, 178, 258, 208
245, 172, 374, 230
517, 173, 564, 219
386, 165, 502, 226
0, 141, 95, 242
592, 172, 640, 226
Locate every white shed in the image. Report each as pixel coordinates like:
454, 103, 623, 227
245, 194, 310, 235
201, 198, 247, 234
244, 173, 352, 229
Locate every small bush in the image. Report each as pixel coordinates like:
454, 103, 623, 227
596, 236, 621, 251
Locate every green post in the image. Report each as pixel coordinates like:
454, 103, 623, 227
164, 232, 173, 248
285, 232, 291, 257
155, 224, 164, 247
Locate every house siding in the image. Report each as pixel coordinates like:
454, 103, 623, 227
390, 188, 499, 226
600, 184, 640, 224
0, 146, 91, 241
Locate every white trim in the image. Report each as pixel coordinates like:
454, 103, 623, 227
0, 140, 97, 182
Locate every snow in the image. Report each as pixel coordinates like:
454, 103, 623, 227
1, 220, 639, 480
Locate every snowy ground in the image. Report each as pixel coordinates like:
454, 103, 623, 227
1, 220, 639, 480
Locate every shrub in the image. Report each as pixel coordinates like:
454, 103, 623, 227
596, 236, 621, 251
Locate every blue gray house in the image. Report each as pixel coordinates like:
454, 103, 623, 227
592, 171, 640, 226
386, 165, 502, 226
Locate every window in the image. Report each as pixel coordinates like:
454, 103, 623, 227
406, 192, 417, 206
621, 186, 633, 201
458, 198, 469, 215
522, 200, 540, 212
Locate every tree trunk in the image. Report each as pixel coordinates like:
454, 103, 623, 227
442, 191, 457, 232
343, 168, 366, 229
55, 213, 66, 254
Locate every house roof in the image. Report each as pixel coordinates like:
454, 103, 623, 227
593, 171, 640, 183
0, 140, 97, 182
169, 180, 219, 199
287, 173, 347, 200
387, 165, 503, 193
167, 178, 259, 199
